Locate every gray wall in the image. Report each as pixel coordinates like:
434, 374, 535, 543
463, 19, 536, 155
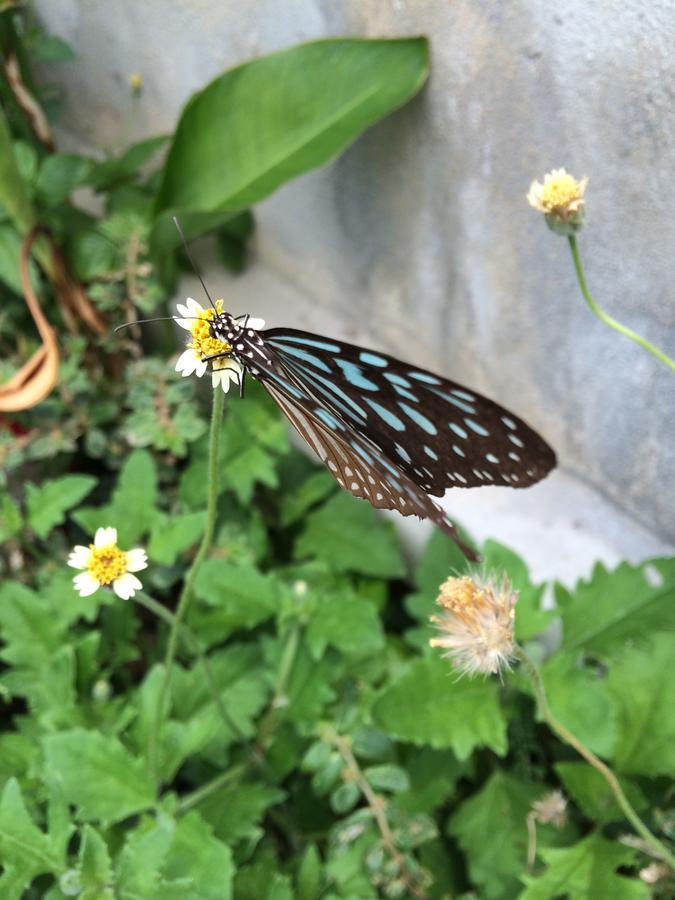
34, 1, 675, 568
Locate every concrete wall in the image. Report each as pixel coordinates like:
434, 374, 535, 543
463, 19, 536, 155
33, 1, 675, 573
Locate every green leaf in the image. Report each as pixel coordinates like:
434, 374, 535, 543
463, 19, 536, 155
67, 227, 121, 280
25, 474, 96, 538
31, 33, 76, 63
73, 449, 159, 545
305, 590, 385, 659
116, 816, 175, 899
330, 781, 361, 814
396, 747, 466, 814
295, 492, 405, 578
448, 771, 548, 900
555, 762, 647, 823
296, 845, 322, 900
606, 633, 675, 776
364, 764, 410, 793
153, 37, 429, 250
558, 558, 675, 657
0, 581, 65, 668
36, 153, 93, 206
190, 560, 281, 641
160, 811, 234, 900
0, 223, 28, 293
77, 825, 114, 899
0, 494, 22, 541
0, 778, 61, 889
280, 470, 337, 526
198, 781, 285, 845
540, 653, 617, 758
43, 729, 154, 824
372, 655, 507, 759
87, 135, 169, 190
148, 511, 206, 565
519, 832, 649, 900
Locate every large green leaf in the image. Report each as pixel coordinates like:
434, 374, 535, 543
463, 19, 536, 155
557, 557, 675, 657
295, 491, 405, 578
43, 729, 154, 824
152, 37, 429, 250
25, 474, 97, 538
606, 633, 675, 777
448, 771, 551, 900
372, 655, 507, 759
519, 832, 649, 900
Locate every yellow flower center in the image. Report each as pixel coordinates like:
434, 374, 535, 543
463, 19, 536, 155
540, 173, 582, 211
188, 300, 232, 360
88, 544, 128, 585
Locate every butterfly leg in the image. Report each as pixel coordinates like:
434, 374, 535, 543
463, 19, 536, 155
201, 349, 242, 390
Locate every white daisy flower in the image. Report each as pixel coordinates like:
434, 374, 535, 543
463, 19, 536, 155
67, 526, 148, 600
173, 297, 265, 393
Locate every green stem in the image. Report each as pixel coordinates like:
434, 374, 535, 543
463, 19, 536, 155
257, 624, 301, 749
175, 763, 248, 815
568, 235, 675, 372
148, 388, 224, 788
516, 646, 675, 869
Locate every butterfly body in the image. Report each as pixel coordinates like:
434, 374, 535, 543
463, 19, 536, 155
206, 312, 556, 560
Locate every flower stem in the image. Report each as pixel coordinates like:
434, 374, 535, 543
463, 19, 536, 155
148, 387, 224, 788
568, 235, 675, 372
175, 762, 248, 815
516, 645, 675, 869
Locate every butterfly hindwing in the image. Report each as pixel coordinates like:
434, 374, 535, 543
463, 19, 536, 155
263, 328, 556, 496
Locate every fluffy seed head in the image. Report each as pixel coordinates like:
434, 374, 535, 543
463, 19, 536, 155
429, 574, 518, 677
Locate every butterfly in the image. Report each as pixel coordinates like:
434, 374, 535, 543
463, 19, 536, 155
198, 310, 556, 561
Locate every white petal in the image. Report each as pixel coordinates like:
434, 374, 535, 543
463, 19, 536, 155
175, 348, 199, 376
211, 368, 234, 391
185, 297, 204, 315
194, 359, 208, 377
94, 527, 117, 548
125, 548, 148, 572
176, 303, 190, 318
245, 317, 265, 330
113, 572, 142, 600
73, 571, 101, 597
67, 545, 92, 570
173, 317, 193, 331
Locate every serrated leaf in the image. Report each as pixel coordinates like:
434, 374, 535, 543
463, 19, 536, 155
73, 449, 159, 545
148, 511, 206, 565
540, 653, 617, 758
519, 832, 649, 899
198, 781, 285, 844
606, 633, 675, 776
555, 762, 647, 823
0, 494, 22, 541
190, 560, 281, 641
295, 492, 405, 578
396, 747, 466, 814
306, 591, 384, 659
280, 470, 337, 526
43, 729, 154, 824
372, 655, 507, 759
0, 581, 66, 668
116, 816, 175, 899
0, 779, 61, 889
25, 474, 96, 538
558, 558, 675, 657
153, 38, 429, 250
160, 811, 234, 900
77, 825, 114, 898
448, 771, 548, 900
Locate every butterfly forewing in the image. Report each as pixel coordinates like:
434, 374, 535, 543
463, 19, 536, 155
263, 328, 556, 496
260, 360, 478, 560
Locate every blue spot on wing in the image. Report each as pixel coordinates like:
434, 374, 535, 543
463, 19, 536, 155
315, 407, 342, 430
365, 398, 406, 431
336, 359, 379, 391
399, 403, 438, 435
270, 335, 341, 353
431, 389, 476, 415
359, 351, 388, 367
450, 422, 468, 439
465, 418, 490, 437
275, 343, 332, 373
408, 371, 441, 385
393, 384, 419, 402
384, 372, 412, 388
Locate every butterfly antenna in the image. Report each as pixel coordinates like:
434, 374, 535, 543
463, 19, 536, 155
173, 216, 218, 313
114, 316, 202, 334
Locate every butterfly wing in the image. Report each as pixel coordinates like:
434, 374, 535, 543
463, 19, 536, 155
263, 328, 556, 496
258, 358, 478, 560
